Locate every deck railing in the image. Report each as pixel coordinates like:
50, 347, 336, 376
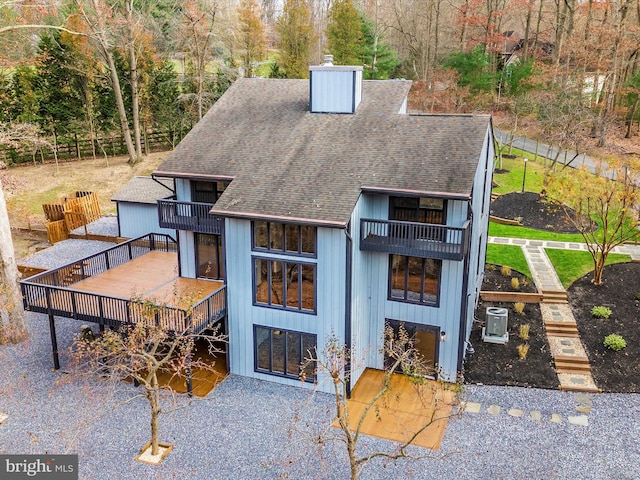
20, 234, 226, 333
360, 219, 470, 261
157, 196, 223, 234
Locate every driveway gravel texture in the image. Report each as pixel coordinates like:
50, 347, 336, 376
1, 313, 639, 480
7, 240, 640, 479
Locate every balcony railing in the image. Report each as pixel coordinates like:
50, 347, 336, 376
158, 196, 223, 234
20, 233, 226, 334
360, 219, 470, 261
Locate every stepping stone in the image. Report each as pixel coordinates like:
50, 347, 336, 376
512, 239, 526, 245
0, 413, 7, 425
487, 405, 501, 415
562, 348, 576, 354
576, 405, 591, 414
550, 414, 562, 424
574, 393, 593, 405
508, 409, 523, 418
529, 241, 543, 246
568, 415, 589, 426
561, 340, 572, 346
570, 377, 586, 385
530, 411, 542, 421
463, 402, 481, 413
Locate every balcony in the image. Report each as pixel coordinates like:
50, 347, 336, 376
21, 234, 227, 334
360, 219, 470, 261
158, 196, 223, 234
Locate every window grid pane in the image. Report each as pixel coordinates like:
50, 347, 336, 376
389, 255, 440, 306
253, 258, 316, 313
252, 221, 316, 257
254, 326, 316, 382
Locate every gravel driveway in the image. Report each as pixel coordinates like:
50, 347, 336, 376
1, 313, 639, 480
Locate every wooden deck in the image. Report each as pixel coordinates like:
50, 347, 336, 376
72, 251, 223, 308
337, 368, 457, 450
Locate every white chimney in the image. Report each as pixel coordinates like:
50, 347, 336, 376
309, 54, 363, 114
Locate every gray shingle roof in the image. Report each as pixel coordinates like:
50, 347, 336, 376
155, 78, 492, 226
111, 176, 173, 204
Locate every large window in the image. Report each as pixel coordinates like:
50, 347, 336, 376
196, 233, 224, 280
389, 255, 441, 305
192, 181, 229, 204
390, 196, 445, 224
254, 325, 316, 382
253, 221, 316, 256
253, 258, 315, 312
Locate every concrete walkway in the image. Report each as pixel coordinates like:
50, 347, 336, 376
486, 236, 640, 393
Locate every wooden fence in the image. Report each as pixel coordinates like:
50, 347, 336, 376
0, 128, 190, 166
43, 191, 102, 244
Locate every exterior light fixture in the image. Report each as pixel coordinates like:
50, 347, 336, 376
440, 331, 446, 342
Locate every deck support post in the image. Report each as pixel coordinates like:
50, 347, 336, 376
48, 313, 60, 370
186, 353, 193, 397
99, 323, 105, 333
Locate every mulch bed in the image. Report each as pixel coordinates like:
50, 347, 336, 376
567, 262, 640, 393
490, 191, 592, 234
464, 267, 558, 389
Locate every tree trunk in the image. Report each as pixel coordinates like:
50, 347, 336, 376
104, 48, 138, 164
348, 438, 359, 480
147, 377, 161, 456
625, 94, 639, 138
127, 0, 143, 160
0, 180, 29, 344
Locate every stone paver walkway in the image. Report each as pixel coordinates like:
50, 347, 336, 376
487, 236, 617, 392
461, 390, 595, 426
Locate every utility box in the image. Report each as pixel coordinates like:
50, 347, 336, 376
482, 307, 509, 344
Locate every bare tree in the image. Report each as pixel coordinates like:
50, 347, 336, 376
0, 124, 29, 344
548, 157, 640, 284
297, 324, 461, 480
71, 305, 226, 459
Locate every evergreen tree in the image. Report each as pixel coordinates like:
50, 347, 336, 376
238, 0, 266, 78
326, 0, 363, 66
35, 32, 88, 136
8, 66, 40, 124
275, 0, 315, 79
360, 15, 399, 80
443, 46, 496, 93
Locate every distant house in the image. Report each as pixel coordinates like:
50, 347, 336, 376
111, 176, 174, 238
150, 56, 496, 392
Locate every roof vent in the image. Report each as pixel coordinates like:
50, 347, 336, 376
309, 54, 363, 114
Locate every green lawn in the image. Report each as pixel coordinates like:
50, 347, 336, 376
489, 222, 587, 242
485, 244, 531, 278
493, 156, 547, 195
545, 249, 631, 287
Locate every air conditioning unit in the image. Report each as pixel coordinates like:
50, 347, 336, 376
482, 307, 509, 344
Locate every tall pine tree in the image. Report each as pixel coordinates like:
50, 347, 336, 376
326, 0, 363, 66
275, 0, 315, 79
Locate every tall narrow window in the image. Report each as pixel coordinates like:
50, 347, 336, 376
254, 325, 316, 382
196, 233, 224, 280
389, 255, 441, 306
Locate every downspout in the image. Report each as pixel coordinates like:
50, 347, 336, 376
344, 224, 353, 398
457, 208, 473, 374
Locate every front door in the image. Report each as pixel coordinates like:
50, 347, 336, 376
384, 319, 439, 378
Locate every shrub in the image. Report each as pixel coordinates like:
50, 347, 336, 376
603, 334, 626, 351
514, 302, 526, 315
511, 277, 520, 290
636, 292, 640, 301
519, 323, 530, 340
591, 306, 612, 319
500, 265, 512, 277
517, 343, 529, 360
485, 263, 496, 271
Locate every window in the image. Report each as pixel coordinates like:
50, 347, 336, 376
389, 255, 441, 305
254, 258, 315, 312
254, 325, 316, 382
192, 181, 229, 204
196, 233, 224, 280
253, 221, 316, 256
390, 196, 445, 224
